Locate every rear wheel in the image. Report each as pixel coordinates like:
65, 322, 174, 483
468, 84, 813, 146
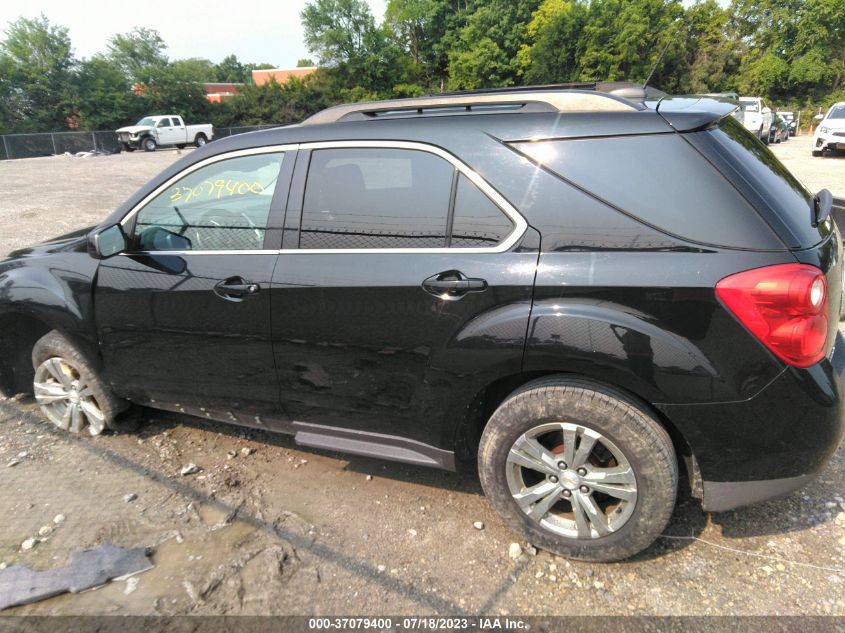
195, 133, 207, 147
142, 137, 157, 152
478, 377, 678, 562
31, 331, 125, 436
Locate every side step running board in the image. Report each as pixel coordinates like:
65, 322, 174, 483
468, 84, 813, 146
293, 421, 456, 471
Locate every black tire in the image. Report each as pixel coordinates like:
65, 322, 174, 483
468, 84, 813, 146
31, 330, 127, 434
142, 137, 157, 152
812, 150, 823, 157
194, 133, 207, 147
122, 143, 135, 153
478, 376, 678, 562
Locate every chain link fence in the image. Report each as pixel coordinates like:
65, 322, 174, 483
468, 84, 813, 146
0, 125, 282, 160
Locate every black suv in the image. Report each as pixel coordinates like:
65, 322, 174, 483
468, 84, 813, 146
1, 84, 844, 562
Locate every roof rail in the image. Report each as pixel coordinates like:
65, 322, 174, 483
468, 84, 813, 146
302, 83, 651, 126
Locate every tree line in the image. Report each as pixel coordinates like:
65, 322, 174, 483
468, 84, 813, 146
1, 0, 844, 135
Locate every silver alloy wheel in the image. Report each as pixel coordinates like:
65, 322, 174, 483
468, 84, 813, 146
506, 422, 638, 539
33, 357, 106, 435
196, 136, 206, 146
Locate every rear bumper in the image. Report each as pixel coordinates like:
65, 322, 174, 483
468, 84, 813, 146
658, 332, 845, 511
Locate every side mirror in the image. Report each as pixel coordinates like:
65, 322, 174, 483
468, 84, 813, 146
88, 224, 127, 259
815, 114, 824, 121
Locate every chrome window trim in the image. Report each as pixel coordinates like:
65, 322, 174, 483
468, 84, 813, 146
122, 140, 528, 256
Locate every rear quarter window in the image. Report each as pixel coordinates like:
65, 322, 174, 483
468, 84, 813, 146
511, 134, 783, 250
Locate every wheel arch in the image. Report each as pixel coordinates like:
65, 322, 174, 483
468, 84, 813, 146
0, 312, 52, 395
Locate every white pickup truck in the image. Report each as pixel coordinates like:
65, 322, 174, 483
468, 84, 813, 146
116, 115, 214, 152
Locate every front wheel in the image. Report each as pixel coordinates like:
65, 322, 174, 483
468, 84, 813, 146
142, 137, 157, 152
31, 331, 125, 436
195, 134, 207, 147
812, 149, 823, 157
478, 377, 678, 562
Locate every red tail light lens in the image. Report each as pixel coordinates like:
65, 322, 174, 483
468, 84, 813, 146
716, 264, 829, 367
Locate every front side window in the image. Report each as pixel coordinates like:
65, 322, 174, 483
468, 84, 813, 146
133, 152, 285, 251
157, 118, 171, 127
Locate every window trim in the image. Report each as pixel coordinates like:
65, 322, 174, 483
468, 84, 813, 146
289, 140, 527, 254
118, 141, 527, 256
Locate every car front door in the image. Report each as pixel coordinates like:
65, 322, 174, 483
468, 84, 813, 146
155, 118, 179, 145
270, 142, 537, 455
95, 147, 295, 428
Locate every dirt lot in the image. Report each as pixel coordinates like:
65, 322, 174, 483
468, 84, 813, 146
1, 139, 845, 616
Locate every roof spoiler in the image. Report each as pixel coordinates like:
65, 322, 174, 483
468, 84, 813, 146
652, 96, 739, 132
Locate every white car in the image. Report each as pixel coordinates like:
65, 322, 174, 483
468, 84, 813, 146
738, 96, 774, 143
812, 102, 845, 156
116, 115, 214, 152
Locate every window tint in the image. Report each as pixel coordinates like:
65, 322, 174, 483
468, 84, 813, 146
134, 152, 285, 251
694, 116, 829, 249
511, 134, 782, 250
157, 118, 171, 127
300, 148, 454, 249
450, 174, 514, 247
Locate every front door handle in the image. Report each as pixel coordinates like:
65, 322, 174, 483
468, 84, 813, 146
422, 270, 487, 300
214, 277, 260, 301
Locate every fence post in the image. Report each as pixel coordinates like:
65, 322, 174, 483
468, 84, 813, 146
51, 133, 57, 156
92, 132, 97, 151
2, 135, 9, 160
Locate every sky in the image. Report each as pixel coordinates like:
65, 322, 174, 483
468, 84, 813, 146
0, 0, 387, 68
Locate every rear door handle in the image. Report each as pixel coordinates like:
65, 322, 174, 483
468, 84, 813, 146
214, 277, 260, 301
422, 271, 487, 300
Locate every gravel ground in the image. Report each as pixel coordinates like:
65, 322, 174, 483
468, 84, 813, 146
0, 137, 844, 616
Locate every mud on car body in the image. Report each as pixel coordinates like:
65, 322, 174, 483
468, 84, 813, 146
2, 83, 844, 562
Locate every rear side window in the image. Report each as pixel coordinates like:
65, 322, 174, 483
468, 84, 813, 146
299, 147, 517, 250
301, 148, 453, 249
451, 173, 514, 247
511, 134, 782, 250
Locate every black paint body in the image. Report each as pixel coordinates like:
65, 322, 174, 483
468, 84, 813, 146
2, 96, 843, 511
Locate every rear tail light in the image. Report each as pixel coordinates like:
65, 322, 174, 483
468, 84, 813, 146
716, 263, 829, 367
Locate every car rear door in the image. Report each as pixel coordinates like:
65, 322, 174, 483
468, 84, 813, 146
269, 141, 537, 456
94, 147, 296, 427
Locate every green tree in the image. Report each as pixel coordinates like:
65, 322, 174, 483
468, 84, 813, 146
684, 0, 739, 94
297, 57, 316, 67
385, 0, 463, 86
214, 54, 247, 82
106, 27, 168, 85
517, 0, 588, 84
577, 0, 686, 90
302, 0, 408, 94
0, 14, 76, 132
76, 55, 139, 130
447, 0, 541, 90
